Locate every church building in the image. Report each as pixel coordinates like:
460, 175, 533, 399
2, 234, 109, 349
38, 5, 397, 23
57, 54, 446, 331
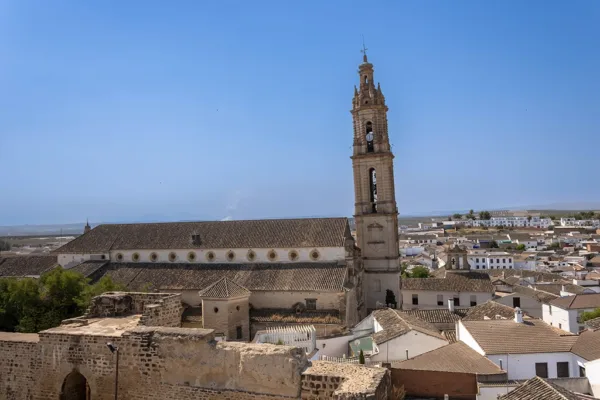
51, 54, 402, 337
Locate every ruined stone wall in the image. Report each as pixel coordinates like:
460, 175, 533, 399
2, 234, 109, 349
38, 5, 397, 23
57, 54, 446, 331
139, 293, 183, 327
0, 337, 38, 400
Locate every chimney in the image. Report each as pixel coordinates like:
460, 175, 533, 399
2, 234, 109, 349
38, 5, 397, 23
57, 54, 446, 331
561, 285, 566, 293
514, 307, 523, 323
448, 298, 455, 312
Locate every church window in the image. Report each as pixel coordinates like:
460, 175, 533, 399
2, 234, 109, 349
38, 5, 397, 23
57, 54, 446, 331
226, 250, 235, 261
288, 250, 299, 261
191, 234, 201, 246
116, 253, 124, 261
310, 249, 320, 261
247, 250, 256, 261
268, 250, 278, 261
365, 122, 374, 152
206, 251, 215, 261
412, 294, 418, 305
364, 75, 368, 84
214, 307, 219, 313
306, 299, 317, 310
132, 252, 140, 262
169, 252, 177, 262
187, 251, 196, 262
369, 168, 377, 213
150, 252, 158, 262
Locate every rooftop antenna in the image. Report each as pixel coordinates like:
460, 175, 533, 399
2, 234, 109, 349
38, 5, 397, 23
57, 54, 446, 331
361, 35, 368, 62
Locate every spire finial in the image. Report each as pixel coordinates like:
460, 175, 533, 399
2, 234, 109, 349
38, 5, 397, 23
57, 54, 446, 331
361, 35, 368, 62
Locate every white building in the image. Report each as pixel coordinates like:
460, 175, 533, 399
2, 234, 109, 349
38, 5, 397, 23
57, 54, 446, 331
472, 216, 552, 229
494, 285, 558, 319
561, 218, 600, 228
543, 293, 600, 334
468, 251, 514, 270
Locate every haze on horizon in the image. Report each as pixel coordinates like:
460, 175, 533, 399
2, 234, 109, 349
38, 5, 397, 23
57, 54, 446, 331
1, 1, 599, 226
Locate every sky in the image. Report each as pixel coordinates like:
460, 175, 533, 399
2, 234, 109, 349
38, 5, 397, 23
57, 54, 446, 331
0, 0, 599, 225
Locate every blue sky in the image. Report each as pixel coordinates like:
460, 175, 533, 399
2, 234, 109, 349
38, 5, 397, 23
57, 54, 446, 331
1, 0, 599, 225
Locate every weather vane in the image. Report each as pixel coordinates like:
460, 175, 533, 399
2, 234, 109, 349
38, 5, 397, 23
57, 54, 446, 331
361, 35, 368, 61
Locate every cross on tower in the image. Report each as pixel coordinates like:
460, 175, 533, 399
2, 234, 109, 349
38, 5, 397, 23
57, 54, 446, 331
361, 36, 368, 62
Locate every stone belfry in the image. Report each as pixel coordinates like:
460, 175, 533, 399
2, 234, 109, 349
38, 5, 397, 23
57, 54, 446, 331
351, 51, 400, 310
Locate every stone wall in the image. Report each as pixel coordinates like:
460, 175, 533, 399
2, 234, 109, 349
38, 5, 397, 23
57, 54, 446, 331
0, 335, 38, 399
391, 368, 477, 399
139, 294, 183, 327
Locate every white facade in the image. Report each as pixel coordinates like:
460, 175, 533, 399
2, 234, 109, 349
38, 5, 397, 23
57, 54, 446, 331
586, 358, 600, 397
495, 292, 544, 318
400, 290, 492, 310
561, 218, 600, 228
472, 216, 552, 229
468, 251, 514, 270
542, 304, 596, 334
371, 328, 447, 363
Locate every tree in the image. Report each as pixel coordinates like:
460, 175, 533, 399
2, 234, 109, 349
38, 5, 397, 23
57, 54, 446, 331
516, 244, 526, 251
400, 262, 410, 278
467, 210, 475, 220
76, 275, 127, 310
453, 213, 462, 220
490, 240, 499, 249
359, 349, 365, 364
385, 289, 397, 308
580, 308, 600, 323
548, 242, 561, 250
409, 266, 430, 278
447, 216, 452, 221
0, 239, 10, 252
480, 211, 491, 220
527, 215, 532, 222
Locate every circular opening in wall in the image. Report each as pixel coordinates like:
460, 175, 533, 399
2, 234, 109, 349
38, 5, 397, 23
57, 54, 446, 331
187, 251, 196, 262
247, 250, 256, 261
116, 253, 123, 261
226, 251, 235, 261
150, 252, 158, 262
288, 250, 299, 261
206, 251, 215, 261
132, 253, 140, 262
169, 252, 177, 262
236, 306, 240, 311
310, 250, 320, 261
268, 250, 277, 261
214, 307, 219, 313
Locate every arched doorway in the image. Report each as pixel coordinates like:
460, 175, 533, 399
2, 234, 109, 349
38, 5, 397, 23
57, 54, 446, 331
60, 370, 91, 400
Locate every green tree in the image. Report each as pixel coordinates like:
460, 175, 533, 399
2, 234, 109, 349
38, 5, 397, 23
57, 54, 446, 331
359, 349, 365, 364
409, 266, 430, 278
490, 240, 499, 249
400, 262, 410, 278
76, 275, 127, 310
453, 213, 462, 220
516, 244, 526, 251
580, 308, 600, 323
548, 242, 561, 250
480, 211, 491, 220
385, 289, 397, 308
527, 216, 532, 222
467, 210, 475, 220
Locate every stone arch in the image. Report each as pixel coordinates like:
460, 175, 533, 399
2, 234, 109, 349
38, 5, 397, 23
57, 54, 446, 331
60, 370, 91, 400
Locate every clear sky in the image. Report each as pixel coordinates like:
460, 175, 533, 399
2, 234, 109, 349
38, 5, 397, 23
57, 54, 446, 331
1, 0, 599, 225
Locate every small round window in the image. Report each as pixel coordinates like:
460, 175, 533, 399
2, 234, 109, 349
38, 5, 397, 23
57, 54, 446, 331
236, 305, 240, 311
288, 250, 299, 261
268, 250, 278, 261
214, 307, 219, 313
132, 252, 140, 262
116, 253, 124, 261
226, 250, 235, 261
310, 249, 320, 261
206, 251, 215, 261
168, 252, 177, 262
187, 251, 197, 262
247, 250, 256, 261
150, 252, 158, 262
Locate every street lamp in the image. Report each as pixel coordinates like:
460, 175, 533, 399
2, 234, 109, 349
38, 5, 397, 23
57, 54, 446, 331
106, 342, 119, 400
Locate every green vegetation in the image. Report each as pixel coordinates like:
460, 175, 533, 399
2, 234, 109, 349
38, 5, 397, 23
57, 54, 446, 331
571, 211, 598, 220
359, 349, 365, 364
580, 308, 600, 323
409, 266, 431, 278
548, 242, 561, 250
452, 213, 462, 220
385, 289, 397, 308
0, 239, 10, 252
0, 268, 125, 333
516, 244, 526, 251
490, 240, 499, 249
479, 211, 491, 220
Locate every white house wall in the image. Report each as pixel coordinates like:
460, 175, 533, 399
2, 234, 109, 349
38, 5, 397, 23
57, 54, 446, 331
585, 358, 600, 397
371, 331, 447, 363
400, 290, 492, 310
249, 291, 342, 311
457, 320, 485, 355
495, 293, 542, 318
487, 352, 578, 380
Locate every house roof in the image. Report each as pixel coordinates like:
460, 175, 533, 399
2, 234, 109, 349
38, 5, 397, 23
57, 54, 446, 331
442, 330, 457, 343
463, 300, 520, 321
570, 328, 600, 361
530, 284, 589, 296
584, 317, 600, 331
461, 319, 577, 355
403, 308, 467, 324
371, 308, 445, 345
392, 341, 505, 375
512, 285, 559, 304
66, 260, 109, 278
97, 262, 347, 292
0, 255, 58, 277
401, 270, 494, 293
250, 309, 342, 325
549, 293, 600, 310
55, 217, 351, 253
498, 376, 595, 400
198, 277, 251, 298
484, 269, 567, 283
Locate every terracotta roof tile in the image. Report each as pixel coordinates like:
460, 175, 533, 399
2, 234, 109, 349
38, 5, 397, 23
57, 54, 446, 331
392, 341, 504, 375
442, 330, 457, 343
550, 293, 600, 310
463, 300, 521, 321
403, 308, 467, 324
55, 217, 351, 253
401, 270, 494, 293
250, 309, 342, 324
530, 284, 589, 296
0, 255, 58, 277
67, 260, 109, 278
570, 329, 600, 361
512, 285, 559, 304
198, 277, 250, 298
461, 319, 577, 355
372, 308, 445, 344
584, 316, 600, 330
498, 376, 595, 400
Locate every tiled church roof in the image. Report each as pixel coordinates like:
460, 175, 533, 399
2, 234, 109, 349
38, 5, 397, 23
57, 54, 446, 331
401, 271, 494, 293
0, 255, 58, 277
98, 262, 348, 292
198, 277, 251, 298
55, 218, 352, 253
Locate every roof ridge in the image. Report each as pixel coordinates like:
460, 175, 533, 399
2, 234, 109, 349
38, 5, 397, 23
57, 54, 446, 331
538, 377, 570, 400
96, 216, 349, 227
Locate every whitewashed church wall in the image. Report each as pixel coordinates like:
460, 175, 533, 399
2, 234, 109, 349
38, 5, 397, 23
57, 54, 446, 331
249, 291, 342, 311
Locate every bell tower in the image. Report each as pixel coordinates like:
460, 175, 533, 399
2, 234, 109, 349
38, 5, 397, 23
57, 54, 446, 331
351, 51, 400, 310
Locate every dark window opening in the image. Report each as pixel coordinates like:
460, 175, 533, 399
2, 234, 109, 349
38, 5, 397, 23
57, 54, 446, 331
236, 326, 243, 340
306, 299, 317, 310
453, 297, 460, 307
437, 295, 443, 306
557, 362, 569, 378
369, 168, 377, 213
535, 362, 548, 378
365, 121, 374, 152
513, 297, 521, 308
412, 294, 418, 305
60, 370, 90, 400
470, 295, 477, 307
191, 234, 201, 245
580, 366, 586, 377
364, 75, 368, 84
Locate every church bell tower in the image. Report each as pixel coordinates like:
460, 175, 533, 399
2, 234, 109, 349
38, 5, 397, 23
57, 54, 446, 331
351, 52, 400, 310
